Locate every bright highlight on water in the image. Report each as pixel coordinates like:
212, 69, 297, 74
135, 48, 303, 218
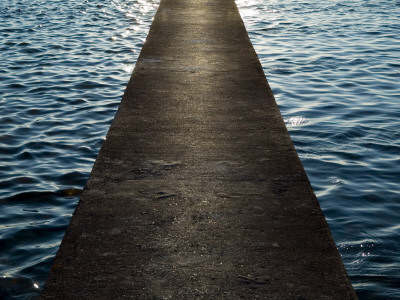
1, 0, 399, 299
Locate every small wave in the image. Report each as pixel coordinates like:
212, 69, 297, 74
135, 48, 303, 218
284, 116, 311, 127
74, 80, 107, 89
0, 276, 41, 299
1, 191, 61, 205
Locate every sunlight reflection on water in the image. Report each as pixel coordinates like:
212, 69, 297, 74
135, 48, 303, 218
237, 0, 400, 298
0, 0, 160, 297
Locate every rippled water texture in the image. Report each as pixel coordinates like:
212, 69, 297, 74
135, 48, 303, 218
238, 0, 400, 298
0, 0, 159, 298
1, 0, 399, 298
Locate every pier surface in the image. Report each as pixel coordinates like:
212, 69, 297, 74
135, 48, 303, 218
42, 0, 356, 298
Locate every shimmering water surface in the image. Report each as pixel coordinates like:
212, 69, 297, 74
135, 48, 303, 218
1, 0, 399, 298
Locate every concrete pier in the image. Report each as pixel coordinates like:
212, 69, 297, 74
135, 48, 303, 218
42, 0, 357, 298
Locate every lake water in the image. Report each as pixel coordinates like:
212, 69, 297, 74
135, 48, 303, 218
1, 0, 399, 298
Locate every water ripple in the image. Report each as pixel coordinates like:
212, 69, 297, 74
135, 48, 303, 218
0, 0, 159, 298
238, 0, 400, 298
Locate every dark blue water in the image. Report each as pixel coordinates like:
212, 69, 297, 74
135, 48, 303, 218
1, 0, 399, 298
238, 1, 400, 298
0, 0, 158, 298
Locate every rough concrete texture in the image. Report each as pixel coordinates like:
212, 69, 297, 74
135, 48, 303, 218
42, 0, 357, 298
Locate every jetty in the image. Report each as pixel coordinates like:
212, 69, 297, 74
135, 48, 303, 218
42, 0, 357, 298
